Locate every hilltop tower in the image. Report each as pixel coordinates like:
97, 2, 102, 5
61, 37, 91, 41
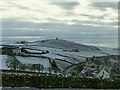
56, 37, 58, 40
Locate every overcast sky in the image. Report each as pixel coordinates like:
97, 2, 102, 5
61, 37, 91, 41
0, 0, 118, 47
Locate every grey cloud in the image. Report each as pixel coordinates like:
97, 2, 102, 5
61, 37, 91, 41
14, 4, 30, 10
51, 2, 79, 10
91, 2, 118, 10
2, 18, 117, 37
7, 2, 31, 10
80, 14, 105, 19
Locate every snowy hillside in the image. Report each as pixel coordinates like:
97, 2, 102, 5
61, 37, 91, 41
25, 39, 99, 51
98, 47, 119, 55
1, 39, 119, 78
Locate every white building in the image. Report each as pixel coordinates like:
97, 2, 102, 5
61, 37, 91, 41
13, 47, 22, 55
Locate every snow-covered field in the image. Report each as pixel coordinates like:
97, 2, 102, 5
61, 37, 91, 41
25, 46, 107, 62
1, 39, 119, 71
0, 55, 50, 70
16, 56, 49, 68
1, 55, 8, 69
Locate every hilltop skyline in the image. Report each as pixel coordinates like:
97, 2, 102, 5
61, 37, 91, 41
1, 0, 118, 48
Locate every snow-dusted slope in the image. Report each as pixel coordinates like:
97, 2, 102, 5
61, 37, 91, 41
1, 39, 119, 78
26, 39, 99, 51
98, 47, 119, 55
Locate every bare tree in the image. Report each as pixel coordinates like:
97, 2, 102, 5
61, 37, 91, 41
6, 55, 21, 70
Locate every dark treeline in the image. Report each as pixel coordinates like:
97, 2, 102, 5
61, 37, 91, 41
2, 73, 120, 89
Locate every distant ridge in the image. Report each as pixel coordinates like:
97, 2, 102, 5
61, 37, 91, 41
26, 39, 100, 51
